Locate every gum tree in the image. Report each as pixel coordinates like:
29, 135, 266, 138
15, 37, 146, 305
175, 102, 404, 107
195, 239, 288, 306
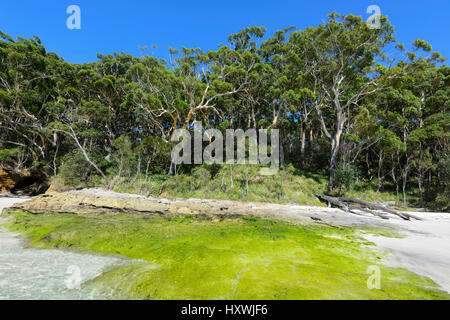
289, 13, 395, 189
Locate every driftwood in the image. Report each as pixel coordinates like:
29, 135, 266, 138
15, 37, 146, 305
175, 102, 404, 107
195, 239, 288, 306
315, 195, 422, 221
348, 205, 390, 220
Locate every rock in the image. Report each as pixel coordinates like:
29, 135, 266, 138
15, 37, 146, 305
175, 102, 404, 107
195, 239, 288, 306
9, 192, 172, 216
5, 189, 320, 226
45, 183, 73, 194
177, 207, 194, 215
0, 168, 21, 192
6, 191, 230, 218
0, 167, 48, 196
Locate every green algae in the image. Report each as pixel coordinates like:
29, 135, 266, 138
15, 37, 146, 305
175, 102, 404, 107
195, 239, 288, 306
4, 210, 449, 300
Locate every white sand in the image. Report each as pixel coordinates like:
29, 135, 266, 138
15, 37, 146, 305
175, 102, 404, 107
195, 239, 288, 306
362, 211, 450, 293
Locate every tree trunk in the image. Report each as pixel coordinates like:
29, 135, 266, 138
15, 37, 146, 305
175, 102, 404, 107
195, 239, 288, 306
390, 155, 399, 203
316, 195, 422, 221
230, 165, 234, 189
245, 167, 249, 195
402, 169, 408, 207
64, 127, 110, 189
377, 151, 384, 193
329, 129, 342, 190
168, 161, 176, 176
300, 123, 306, 164
144, 157, 151, 182
136, 152, 141, 177
418, 172, 424, 208
279, 138, 286, 169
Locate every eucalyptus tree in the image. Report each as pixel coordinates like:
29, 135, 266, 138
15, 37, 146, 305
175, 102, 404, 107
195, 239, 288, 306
0, 18, 448, 207
368, 39, 447, 206
124, 56, 182, 141
289, 13, 395, 189
174, 46, 257, 131
0, 32, 71, 173
227, 26, 268, 130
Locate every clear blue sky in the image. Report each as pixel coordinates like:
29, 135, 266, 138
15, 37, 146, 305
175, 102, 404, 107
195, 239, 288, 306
0, 0, 448, 64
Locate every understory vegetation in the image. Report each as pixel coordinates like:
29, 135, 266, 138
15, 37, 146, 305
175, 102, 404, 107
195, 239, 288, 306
52, 163, 424, 208
4, 210, 450, 300
107, 165, 410, 207
0, 13, 448, 210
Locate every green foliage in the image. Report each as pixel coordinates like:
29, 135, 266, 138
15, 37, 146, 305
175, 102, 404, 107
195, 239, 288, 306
77, 100, 113, 123
0, 147, 21, 163
0, 16, 448, 208
431, 155, 450, 211
58, 150, 109, 187
107, 164, 405, 207
111, 135, 135, 178
140, 136, 173, 174
57, 150, 92, 186
334, 162, 357, 194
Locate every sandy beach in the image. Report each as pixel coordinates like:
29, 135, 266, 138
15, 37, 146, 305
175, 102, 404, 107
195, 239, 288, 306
2, 190, 450, 295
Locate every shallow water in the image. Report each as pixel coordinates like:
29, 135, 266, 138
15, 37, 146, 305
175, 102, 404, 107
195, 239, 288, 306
0, 197, 124, 300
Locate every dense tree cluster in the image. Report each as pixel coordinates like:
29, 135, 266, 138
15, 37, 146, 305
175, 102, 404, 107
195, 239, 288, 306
0, 13, 448, 209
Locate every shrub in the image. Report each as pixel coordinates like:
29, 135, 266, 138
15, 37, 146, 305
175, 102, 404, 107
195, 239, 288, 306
334, 162, 356, 194
58, 149, 109, 187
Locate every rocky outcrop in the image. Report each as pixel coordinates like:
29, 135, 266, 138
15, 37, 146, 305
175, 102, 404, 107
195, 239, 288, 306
4, 188, 361, 228
45, 183, 73, 194
7, 188, 410, 227
8, 192, 230, 216
0, 168, 17, 192
6, 188, 308, 223
0, 167, 48, 196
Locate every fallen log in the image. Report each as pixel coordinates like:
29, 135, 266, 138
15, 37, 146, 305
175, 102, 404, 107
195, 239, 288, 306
347, 205, 390, 220
317, 194, 349, 211
315, 195, 366, 218
339, 197, 422, 221
315, 195, 422, 221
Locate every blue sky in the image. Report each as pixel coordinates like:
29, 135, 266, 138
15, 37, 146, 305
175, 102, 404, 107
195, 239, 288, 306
0, 0, 448, 64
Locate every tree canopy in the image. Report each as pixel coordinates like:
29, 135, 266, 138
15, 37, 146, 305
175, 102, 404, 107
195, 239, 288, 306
0, 13, 448, 209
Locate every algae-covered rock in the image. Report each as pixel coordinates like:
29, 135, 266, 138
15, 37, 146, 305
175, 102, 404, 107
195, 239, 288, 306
6, 190, 270, 219
6, 188, 351, 227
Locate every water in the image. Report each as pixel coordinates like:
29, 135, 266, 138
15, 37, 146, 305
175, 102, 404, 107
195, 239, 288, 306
0, 197, 124, 300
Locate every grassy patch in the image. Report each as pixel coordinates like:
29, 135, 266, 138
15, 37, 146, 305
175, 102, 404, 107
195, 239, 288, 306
105, 165, 414, 208
54, 163, 422, 209
4, 210, 448, 300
